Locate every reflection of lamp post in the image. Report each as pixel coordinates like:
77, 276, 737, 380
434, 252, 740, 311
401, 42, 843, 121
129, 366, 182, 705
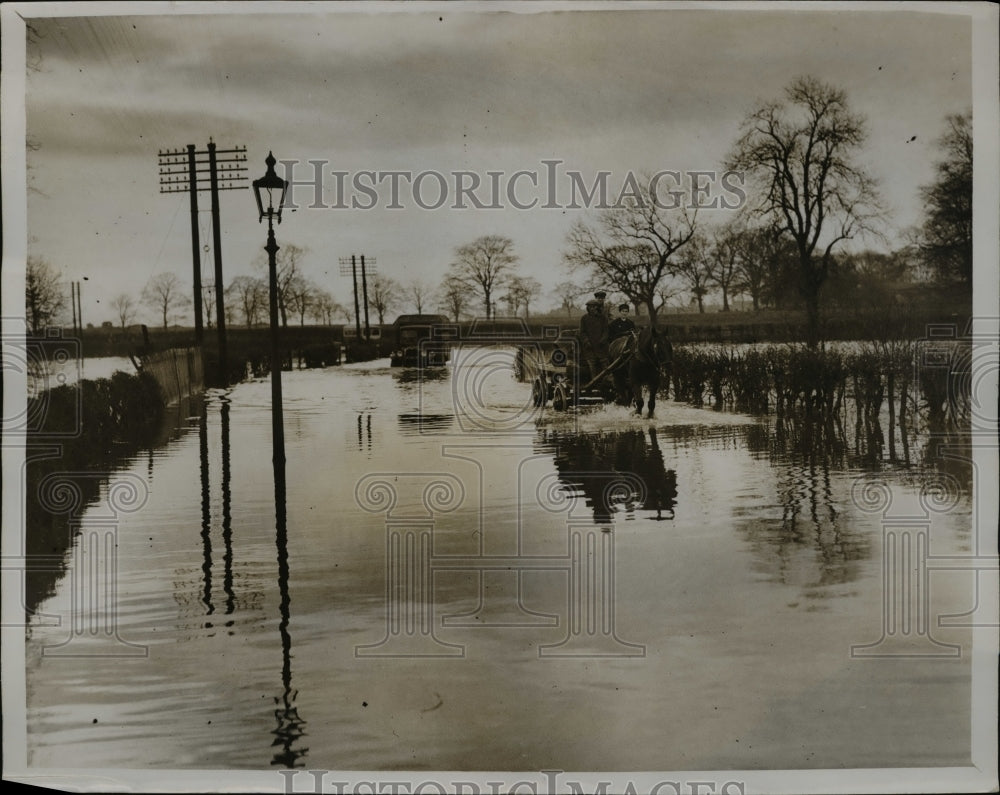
252, 152, 289, 465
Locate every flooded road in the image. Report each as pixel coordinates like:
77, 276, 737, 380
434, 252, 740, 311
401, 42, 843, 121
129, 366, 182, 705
25, 347, 973, 772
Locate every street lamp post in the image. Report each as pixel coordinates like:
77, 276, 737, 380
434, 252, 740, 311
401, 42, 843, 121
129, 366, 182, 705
253, 154, 304, 757
252, 152, 290, 466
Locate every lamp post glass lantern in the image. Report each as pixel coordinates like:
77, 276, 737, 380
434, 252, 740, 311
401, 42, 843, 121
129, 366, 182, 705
252, 152, 290, 466
253, 151, 289, 224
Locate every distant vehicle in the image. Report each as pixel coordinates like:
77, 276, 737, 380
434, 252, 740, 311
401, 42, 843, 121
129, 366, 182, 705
389, 314, 454, 367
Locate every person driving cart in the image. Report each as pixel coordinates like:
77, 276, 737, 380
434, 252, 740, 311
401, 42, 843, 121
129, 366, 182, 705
579, 299, 610, 383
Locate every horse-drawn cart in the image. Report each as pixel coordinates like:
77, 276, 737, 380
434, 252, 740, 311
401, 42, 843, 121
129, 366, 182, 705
515, 327, 671, 417
515, 331, 631, 412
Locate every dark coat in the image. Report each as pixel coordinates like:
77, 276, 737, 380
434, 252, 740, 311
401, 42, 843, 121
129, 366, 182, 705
609, 317, 636, 340
579, 312, 609, 353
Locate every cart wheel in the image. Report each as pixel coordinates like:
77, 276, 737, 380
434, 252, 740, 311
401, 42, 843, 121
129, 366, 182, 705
531, 378, 546, 407
552, 382, 570, 412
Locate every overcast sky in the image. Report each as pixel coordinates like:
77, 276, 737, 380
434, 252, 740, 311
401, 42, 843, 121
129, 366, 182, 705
21, 3, 973, 325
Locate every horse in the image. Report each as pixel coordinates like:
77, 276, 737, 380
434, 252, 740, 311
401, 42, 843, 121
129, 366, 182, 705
608, 332, 637, 406
627, 326, 672, 418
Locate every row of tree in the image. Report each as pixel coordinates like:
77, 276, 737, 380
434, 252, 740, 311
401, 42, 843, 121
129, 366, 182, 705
26, 77, 971, 347
559, 76, 971, 347
25, 237, 545, 334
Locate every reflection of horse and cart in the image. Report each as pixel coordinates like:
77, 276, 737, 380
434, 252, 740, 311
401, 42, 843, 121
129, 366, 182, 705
515, 325, 673, 418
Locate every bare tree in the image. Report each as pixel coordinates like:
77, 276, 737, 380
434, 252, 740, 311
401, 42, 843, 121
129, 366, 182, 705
450, 235, 519, 319
438, 276, 468, 322
506, 276, 542, 318
676, 234, 713, 313
256, 243, 308, 327
283, 274, 316, 326
367, 274, 400, 326
500, 292, 520, 316
110, 293, 137, 329
734, 224, 784, 311
25, 257, 65, 334
141, 272, 189, 330
655, 280, 684, 314
726, 76, 883, 346
310, 290, 345, 325
917, 110, 972, 284
406, 277, 433, 314
551, 280, 584, 318
563, 179, 698, 321
708, 222, 742, 312
227, 275, 267, 327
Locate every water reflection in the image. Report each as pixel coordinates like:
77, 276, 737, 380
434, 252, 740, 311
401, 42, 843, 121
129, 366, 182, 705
921, 430, 974, 497
392, 365, 450, 389
744, 408, 973, 496
220, 396, 235, 619
199, 403, 213, 618
397, 412, 455, 435
540, 428, 678, 525
194, 396, 239, 627
25, 359, 977, 770
741, 418, 872, 587
357, 412, 373, 451
270, 411, 308, 767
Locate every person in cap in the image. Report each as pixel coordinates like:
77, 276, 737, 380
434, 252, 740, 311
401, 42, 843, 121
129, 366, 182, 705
593, 290, 610, 320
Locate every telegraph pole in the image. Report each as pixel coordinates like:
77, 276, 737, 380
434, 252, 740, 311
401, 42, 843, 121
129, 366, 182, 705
75, 281, 83, 335
360, 255, 373, 340
339, 255, 361, 339
70, 282, 78, 336
158, 142, 247, 385
208, 141, 228, 381
186, 144, 203, 344
339, 254, 377, 341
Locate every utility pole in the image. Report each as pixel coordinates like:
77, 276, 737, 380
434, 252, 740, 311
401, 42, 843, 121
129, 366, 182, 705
339, 254, 377, 341
208, 141, 228, 381
339, 255, 360, 340
75, 281, 83, 335
158, 142, 247, 385
70, 281, 78, 336
186, 144, 203, 343
352, 257, 361, 339
203, 282, 215, 328
360, 255, 374, 340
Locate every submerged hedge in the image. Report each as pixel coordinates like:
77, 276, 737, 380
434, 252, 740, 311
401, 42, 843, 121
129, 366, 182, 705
668, 342, 968, 427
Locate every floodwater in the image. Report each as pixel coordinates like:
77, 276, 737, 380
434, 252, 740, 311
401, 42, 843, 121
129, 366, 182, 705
24, 346, 974, 772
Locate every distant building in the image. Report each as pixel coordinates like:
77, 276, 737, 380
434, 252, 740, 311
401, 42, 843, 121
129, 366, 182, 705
343, 326, 382, 341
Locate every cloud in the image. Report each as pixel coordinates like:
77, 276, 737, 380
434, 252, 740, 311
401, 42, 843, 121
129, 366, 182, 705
16, 6, 975, 322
